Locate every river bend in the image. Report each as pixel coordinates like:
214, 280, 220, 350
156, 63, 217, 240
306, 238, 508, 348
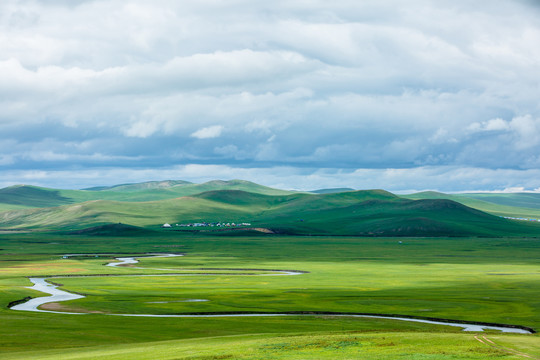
10, 254, 533, 334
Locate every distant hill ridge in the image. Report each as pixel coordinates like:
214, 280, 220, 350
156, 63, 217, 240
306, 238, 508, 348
0, 179, 292, 209
404, 191, 540, 219
1, 180, 540, 237
66, 223, 155, 236
310, 188, 355, 194
1, 185, 539, 237
84, 180, 192, 191
2, 180, 540, 218
0, 185, 73, 208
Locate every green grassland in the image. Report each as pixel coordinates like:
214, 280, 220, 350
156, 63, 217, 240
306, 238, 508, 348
5, 332, 539, 360
1, 181, 539, 359
1, 231, 539, 359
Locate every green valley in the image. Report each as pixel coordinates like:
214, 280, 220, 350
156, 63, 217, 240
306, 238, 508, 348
1, 180, 539, 359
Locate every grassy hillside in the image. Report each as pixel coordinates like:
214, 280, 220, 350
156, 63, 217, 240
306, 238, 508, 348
173, 180, 293, 196
190, 189, 540, 237
2, 180, 539, 237
2, 189, 539, 237
84, 180, 192, 191
463, 192, 540, 209
404, 191, 540, 219
0, 185, 73, 208
66, 223, 157, 236
0, 180, 293, 209
83, 179, 290, 196
5, 179, 539, 222
255, 195, 540, 237
310, 187, 355, 194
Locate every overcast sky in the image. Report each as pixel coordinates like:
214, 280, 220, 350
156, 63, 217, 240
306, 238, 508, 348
1, 0, 540, 192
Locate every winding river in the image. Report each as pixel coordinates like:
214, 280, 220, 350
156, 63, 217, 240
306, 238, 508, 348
10, 254, 533, 334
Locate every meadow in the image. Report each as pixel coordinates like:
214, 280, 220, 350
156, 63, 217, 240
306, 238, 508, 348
1, 231, 539, 359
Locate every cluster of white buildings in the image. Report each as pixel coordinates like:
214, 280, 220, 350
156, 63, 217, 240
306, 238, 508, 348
502, 216, 540, 222
162, 222, 251, 228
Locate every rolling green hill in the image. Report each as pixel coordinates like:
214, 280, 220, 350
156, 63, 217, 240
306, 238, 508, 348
5, 179, 539, 222
309, 187, 355, 194
0, 185, 73, 208
404, 191, 540, 219
66, 223, 157, 236
463, 192, 540, 209
84, 180, 192, 191
2, 188, 539, 237
2, 180, 539, 237
0, 180, 292, 209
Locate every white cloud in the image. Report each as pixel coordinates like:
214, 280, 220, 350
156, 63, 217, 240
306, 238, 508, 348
429, 128, 458, 144
214, 144, 238, 157
190, 125, 224, 139
468, 118, 509, 132
123, 119, 161, 138
1, 1, 540, 191
467, 115, 540, 150
0, 154, 14, 165
245, 120, 273, 133
509, 115, 540, 149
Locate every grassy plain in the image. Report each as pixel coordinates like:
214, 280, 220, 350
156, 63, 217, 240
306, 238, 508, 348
1, 231, 539, 359
5, 332, 539, 360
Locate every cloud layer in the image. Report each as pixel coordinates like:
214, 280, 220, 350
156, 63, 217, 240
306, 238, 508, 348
1, 0, 540, 191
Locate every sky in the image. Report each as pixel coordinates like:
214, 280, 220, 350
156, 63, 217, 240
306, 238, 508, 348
1, 0, 540, 192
